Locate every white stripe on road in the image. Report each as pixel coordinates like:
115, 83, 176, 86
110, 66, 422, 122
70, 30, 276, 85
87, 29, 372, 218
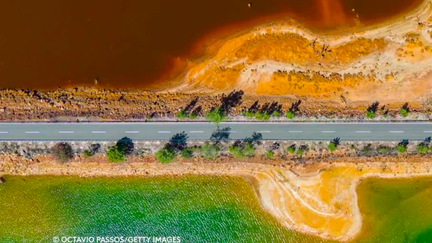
257, 131, 271, 133
322, 131, 336, 133
424, 131, 432, 133
125, 131, 139, 134
189, 131, 204, 133
0, 131, 8, 134
158, 131, 171, 134
389, 131, 404, 133
289, 131, 303, 133
25, 131, 40, 134
356, 131, 371, 133
92, 131, 106, 134
59, 131, 74, 134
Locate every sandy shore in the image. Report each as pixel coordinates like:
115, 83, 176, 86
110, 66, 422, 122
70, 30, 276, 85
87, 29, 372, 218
1, 154, 431, 241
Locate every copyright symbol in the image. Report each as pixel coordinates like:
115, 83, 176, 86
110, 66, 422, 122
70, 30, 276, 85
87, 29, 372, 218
53, 236, 60, 243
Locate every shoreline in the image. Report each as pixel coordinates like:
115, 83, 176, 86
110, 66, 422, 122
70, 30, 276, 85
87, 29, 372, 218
173, 0, 432, 106
1, 155, 432, 241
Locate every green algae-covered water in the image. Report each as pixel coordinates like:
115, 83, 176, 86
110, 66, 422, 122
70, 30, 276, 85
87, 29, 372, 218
0, 175, 325, 243
354, 177, 432, 243
0, 175, 431, 243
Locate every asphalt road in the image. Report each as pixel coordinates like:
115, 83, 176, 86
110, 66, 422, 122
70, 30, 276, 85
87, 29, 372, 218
0, 122, 432, 141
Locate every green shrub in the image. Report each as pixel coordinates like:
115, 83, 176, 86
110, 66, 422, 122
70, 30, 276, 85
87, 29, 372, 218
255, 112, 270, 121
230, 142, 256, 158
245, 111, 255, 118
229, 145, 245, 159
287, 145, 296, 154
181, 148, 194, 158
328, 142, 337, 152
177, 110, 187, 119
286, 111, 295, 119
205, 107, 226, 123
243, 142, 256, 157
272, 110, 280, 116
155, 147, 176, 163
265, 150, 274, 159
397, 144, 407, 153
366, 110, 376, 119
417, 144, 429, 154
188, 113, 197, 119
399, 108, 409, 117
106, 145, 126, 162
201, 142, 220, 160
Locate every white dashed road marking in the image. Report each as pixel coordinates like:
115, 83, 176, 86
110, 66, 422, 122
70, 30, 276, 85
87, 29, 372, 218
92, 131, 106, 134
356, 131, 371, 133
158, 131, 171, 134
59, 131, 74, 134
25, 131, 40, 134
125, 131, 139, 134
389, 131, 404, 133
322, 131, 335, 133
189, 131, 204, 133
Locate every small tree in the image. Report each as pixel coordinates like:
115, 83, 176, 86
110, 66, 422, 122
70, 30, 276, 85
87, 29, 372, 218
397, 139, 409, 153
399, 103, 410, 117
201, 142, 220, 160
155, 147, 176, 163
328, 138, 340, 152
366, 110, 376, 119
286, 111, 295, 119
287, 145, 296, 154
116, 137, 134, 155
155, 132, 189, 163
366, 101, 379, 119
106, 145, 126, 162
286, 100, 301, 119
205, 107, 226, 123
417, 137, 431, 154
397, 144, 407, 153
52, 142, 73, 163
